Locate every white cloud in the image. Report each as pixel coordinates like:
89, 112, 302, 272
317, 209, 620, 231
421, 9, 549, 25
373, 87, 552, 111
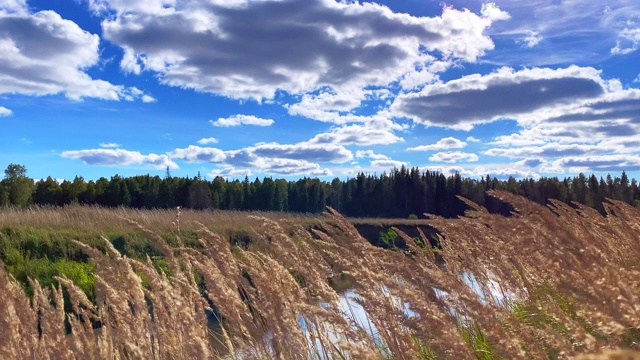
485, 144, 599, 159
539, 163, 565, 174
168, 141, 348, 176
197, 137, 219, 145
0, 8, 151, 101
490, 131, 547, 147
222, 150, 332, 176
211, 115, 274, 127
392, 66, 606, 129
481, 86, 640, 174
168, 145, 226, 163
99, 0, 501, 101
518, 30, 543, 48
61, 148, 178, 169
553, 155, 640, 173
141, 94, 156, 103
251, 158, 332, 176
99, 142, 122, 148
0, 106, 11, 116
513, 158, 546, 168
399, 67, 441, 91
408, 137, 467, 151
474, 167, 540, 179
286, 89, 365, 123
612, 28, 640, 55
466, 136, 480, 143
481, 2, 511, 21
0, 0, 27, 15
424, 165, 475, 177
355, 150, 390, 160
249, 142, 353, 163
307, 117, 404, 146
208, 167, 252, 178
370, 159, 409, 169
429, 151, 479, 163
86, 0, 178, 16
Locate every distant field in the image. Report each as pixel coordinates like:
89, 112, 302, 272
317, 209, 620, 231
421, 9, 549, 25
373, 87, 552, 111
1, 191, 639, 359
349, 217, 434, 226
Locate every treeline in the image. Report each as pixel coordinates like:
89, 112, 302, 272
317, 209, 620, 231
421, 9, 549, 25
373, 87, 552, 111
1, 164, 639, 217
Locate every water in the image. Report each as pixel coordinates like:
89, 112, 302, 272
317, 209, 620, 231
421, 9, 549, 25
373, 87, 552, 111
207, 271, 519, 358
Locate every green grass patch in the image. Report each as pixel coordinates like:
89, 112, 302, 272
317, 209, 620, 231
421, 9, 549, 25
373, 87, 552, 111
457, 317, 502, 360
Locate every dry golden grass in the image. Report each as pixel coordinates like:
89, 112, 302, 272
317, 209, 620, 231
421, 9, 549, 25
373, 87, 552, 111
0, 192, 639, 359
0, 204, 322, 235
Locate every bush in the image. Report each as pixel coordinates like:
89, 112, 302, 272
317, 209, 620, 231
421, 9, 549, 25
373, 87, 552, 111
379, 228, 398, 247
3, 250, 96, 301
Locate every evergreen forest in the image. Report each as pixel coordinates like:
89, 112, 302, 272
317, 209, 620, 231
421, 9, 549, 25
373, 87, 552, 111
2, 163, 639, 217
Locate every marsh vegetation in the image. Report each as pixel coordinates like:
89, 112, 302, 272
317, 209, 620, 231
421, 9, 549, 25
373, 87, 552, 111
0, 191, 639, 359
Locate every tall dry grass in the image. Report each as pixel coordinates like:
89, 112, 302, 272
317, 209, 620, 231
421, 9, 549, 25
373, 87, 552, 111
0, 191, 639, 359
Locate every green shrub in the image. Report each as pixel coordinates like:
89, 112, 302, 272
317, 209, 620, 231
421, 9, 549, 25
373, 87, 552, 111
379, 228, 398, 247
3, 250, 96, 301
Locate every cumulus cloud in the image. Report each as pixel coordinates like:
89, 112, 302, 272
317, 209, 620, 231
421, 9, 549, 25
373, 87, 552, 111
86, 0, 177, 16
392, 66, 606, 129
466, 136, 480, 143
370, 159, 409, 168
481, 86, 640, 174
251, 158, 332, 176
513, 158, 546, 168
407, 137, 467, 151
208, 166, 252, 178
0, 106, 11, 116
99, 0, 502, 101
249, 142, 353, 163
421, 164, 537, 179
307, 118, 404, 146
612, 26, 640, 55
398, 61, 445, 91
197, 137, 219, 145
168, 145, 226, 163
211, 115, 274, 127
485, 144, 599, 159
168, 141, 345, 175
221, 149, 333, 176
518, 30, 543, 48
286, 89, 365, 122
490, 131, 547, 146
0, 6, 151, 101
474, 167, 540, 179
424, 165, 475, 177
539, 163, 564, 174
553, 155, 640, 173
355, 150, 389, 160
429, 151, 479, 163
141, 95, 157, 103
0, 0, 27, 15
497, 90, 640, 149
481, 2, 511, 21
61, 148, 178, 169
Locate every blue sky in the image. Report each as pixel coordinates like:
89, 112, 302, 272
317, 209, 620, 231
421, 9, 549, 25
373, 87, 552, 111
2, 0, 640, 181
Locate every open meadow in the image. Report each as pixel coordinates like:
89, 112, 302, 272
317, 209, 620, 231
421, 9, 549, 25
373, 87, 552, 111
1, 191, 639, 359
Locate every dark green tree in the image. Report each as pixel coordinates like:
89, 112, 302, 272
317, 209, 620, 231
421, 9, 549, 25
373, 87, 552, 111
2, 164, 33, 206
33, 177, 62, 205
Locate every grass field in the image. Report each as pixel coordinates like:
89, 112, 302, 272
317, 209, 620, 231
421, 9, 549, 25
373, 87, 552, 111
1, 191, 639, 359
